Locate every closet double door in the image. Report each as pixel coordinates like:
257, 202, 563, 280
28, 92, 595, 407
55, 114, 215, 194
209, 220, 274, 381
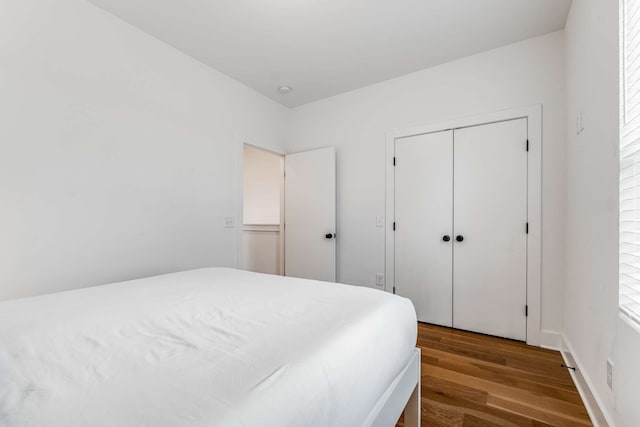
394, 119, 528, 341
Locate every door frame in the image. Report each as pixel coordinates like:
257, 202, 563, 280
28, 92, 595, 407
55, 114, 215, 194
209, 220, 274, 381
385, 105, 542, 346
236, 142, 285, 274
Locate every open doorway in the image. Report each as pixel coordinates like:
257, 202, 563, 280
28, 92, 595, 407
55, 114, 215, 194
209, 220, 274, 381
242, 144, 285, 275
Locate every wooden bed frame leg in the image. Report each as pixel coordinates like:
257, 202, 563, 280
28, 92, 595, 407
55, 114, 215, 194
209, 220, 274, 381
403, 382, 420, 427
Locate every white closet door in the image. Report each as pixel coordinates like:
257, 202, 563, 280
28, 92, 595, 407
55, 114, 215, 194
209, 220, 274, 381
453, 119, 528, 341
284, 147, 336, 282
395, 130, 453, 326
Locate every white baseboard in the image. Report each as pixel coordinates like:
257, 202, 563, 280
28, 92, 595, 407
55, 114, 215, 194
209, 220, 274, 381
560, 335, 615, 427
539, 330, 562, 350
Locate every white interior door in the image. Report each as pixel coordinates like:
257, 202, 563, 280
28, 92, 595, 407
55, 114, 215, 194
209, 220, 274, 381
453, 119, 528, 341
395, 131, 453, 326
284, 147, 336, 282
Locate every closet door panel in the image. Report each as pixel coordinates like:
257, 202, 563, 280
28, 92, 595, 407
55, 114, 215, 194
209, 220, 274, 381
395, 130, 453, 327
453, 119, 528, 341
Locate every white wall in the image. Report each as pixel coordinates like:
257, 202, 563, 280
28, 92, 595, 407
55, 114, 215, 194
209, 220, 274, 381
564, 1, 640, 426
243, 227, 282, 276
287, 31, 566, 335
0, 0, 289, 300
243, 146, 283, 225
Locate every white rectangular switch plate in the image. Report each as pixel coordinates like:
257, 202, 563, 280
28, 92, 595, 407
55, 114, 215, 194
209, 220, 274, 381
375, 274, 384, 286
224, 216, 235, 228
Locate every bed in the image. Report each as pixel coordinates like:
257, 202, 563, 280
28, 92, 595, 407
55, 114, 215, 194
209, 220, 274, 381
0, 268, 419, 427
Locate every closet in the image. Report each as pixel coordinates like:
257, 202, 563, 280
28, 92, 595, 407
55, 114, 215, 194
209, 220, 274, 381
394, 118, 528, 341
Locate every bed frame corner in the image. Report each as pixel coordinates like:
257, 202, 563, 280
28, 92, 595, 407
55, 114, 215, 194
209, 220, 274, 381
367, 347, 421, 427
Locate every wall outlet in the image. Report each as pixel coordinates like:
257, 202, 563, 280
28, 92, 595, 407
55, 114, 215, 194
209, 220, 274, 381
606, 359, 613, 390
224, 216, 235, 228
376, 215, 384, 227
375, 274, 384, 287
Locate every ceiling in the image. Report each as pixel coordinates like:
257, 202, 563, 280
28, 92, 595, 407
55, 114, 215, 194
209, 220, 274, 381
87, 0, 572, 108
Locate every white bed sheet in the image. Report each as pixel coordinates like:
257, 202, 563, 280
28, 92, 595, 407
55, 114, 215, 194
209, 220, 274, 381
0, 268, 416, 427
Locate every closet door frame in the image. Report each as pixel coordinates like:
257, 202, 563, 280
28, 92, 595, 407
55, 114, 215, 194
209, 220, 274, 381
385, 105, 542, 347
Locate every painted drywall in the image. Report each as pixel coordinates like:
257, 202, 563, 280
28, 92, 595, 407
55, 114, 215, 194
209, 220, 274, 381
243, 146, 282, 225
0, 0, 289, 300
564, 0, 640, 425
85, 0, 572, 108
286, 31, 566, 334
243, 228, 282, 275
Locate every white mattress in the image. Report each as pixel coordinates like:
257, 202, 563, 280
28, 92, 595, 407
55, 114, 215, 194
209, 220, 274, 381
0, 268, 417, 427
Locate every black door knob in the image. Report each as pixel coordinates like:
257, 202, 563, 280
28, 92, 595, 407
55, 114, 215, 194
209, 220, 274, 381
456, 235, 464, 242
442, 235, 451, 242
324, 233, 335, 240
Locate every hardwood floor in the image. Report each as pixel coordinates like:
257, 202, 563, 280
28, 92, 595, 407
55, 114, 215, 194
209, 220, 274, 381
397, 323, 592, 427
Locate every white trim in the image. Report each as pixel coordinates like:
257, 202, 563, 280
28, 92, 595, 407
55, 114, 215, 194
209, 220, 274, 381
279, 154, 285, 276
243, 224, 281, 232
620, 309, 640, 335
235, 135, 244, 269
561, 335, 614, 427
364, 348, 421, 427
385, 104, 543, 346
540, 330, 562, 350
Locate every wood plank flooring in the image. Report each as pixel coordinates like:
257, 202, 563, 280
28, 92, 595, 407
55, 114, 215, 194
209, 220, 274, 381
396, 323, 592, 427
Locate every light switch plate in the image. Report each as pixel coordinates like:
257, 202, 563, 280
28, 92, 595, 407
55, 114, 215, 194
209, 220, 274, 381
224, 216, 235, 228
375, 274, 384, 286
376, 215, 384, 227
